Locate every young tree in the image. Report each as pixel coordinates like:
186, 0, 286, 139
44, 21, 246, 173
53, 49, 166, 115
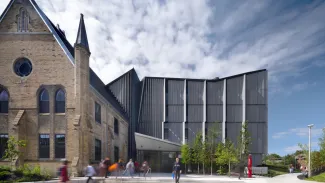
215, 139, 238, 176
205, 122, 221, 175
200, 140, 210, 175
237, 121, 251, 161
192, 132, 203, 174
3, 136, 26, 168
181, 144, 191, 174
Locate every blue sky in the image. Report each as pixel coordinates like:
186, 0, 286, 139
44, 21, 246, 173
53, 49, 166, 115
1, 0, 325, 156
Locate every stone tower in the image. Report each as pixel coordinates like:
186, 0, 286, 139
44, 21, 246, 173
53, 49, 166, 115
74, 13, 91, 172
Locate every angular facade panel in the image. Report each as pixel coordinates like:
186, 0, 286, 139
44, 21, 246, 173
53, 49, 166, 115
187, 81, 204, 105
167, 106, 184, 122
226, 76, 243, 105
107, 69, 141, 159
187, 105, 203, 122
206, 105, 223, 122
138, 78, 164, 138
226, 122, 242, 146
246, 71, 267, 105
226, 105, 242, 122
206, 122, 223, 143
165, 122, 183, 144
187, 122, 202, 144
207, 81, 224, 105
246, 105, 266, 122
167, 80, 184, 105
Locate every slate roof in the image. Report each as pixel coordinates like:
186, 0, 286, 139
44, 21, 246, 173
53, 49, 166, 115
75, 14, 90, 52
0, 0, 129, 121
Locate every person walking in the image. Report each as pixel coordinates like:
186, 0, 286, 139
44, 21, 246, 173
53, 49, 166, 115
134, 161, 140, 177
116, 159, 124, 178
103, 157, 111, 178
172, 158, 182, 183
85, 164, 96, 183
59, 159, 69, 183
124, 159, 134, 178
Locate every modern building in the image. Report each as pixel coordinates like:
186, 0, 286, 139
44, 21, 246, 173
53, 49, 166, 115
0, 0, 128, 176
108, 69, 268, 172
0, 0, 268, 175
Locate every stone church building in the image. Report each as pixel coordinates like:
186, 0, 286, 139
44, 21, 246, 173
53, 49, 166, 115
0, 0, 128, 176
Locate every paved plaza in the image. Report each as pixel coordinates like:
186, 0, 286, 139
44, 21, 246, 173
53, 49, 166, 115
36, 173, 320, 183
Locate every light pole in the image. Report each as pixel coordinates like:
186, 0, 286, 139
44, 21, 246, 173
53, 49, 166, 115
308, 124, 314, 178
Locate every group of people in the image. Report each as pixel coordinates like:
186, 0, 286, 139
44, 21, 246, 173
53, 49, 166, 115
57, 157, 183, 183
57, 158, 151, 183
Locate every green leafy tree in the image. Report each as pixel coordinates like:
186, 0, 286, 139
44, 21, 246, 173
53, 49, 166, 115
215, 139, 238, 176
237, 121, 251, 162
200, 140, 211, 175
318, 128, 325, 165
181, 144, 191, 174
192, 132, 203, 174
283, 154, 295, 166
205, 122, 221, 175
3, 136, 26, 168
311, 151, 322, 171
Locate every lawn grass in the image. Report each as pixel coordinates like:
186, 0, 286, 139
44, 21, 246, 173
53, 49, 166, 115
306, 172, 325, 182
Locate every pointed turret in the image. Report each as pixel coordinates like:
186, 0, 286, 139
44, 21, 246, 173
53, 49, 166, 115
75, 13, 90, 53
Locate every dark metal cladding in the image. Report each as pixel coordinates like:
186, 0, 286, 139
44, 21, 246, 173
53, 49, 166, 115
106, 68, 141, 159
206, 80, 223, 122
137, 78, 164, 138
75, 14, 90, 52
245, 70, 268, 164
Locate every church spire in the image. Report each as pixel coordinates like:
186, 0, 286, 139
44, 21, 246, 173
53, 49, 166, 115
75, 13, 89, 52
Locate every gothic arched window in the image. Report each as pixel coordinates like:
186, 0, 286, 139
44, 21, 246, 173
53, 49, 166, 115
17, 8, 29, 32
39, 89, 49, 113
55, 89, 65, 113
0, 87, 9, 113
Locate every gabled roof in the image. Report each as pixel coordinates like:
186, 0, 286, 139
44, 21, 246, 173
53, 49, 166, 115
0, 0, 128, 121
0, 0, 74, 64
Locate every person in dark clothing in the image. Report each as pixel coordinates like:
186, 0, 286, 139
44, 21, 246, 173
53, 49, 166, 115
104, 157, 111, 178
173, 158, 182, 183
237, 160, 246, 180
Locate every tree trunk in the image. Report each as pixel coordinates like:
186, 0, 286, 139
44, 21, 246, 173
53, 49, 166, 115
203, 162, 205, 175
228, 160, 231, 177
198, 164, 200, 174
211, 159, 213, 175
185, 164, 187, 174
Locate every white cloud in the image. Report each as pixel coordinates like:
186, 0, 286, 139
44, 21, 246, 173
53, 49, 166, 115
273, 127, 324, 139
1, 0, 325, 93
284, 142, 319, 153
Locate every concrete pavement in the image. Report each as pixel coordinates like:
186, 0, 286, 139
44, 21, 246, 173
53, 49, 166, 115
20, 173, 319, 183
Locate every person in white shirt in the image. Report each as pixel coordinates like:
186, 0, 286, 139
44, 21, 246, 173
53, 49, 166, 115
123, 159, 134, 178
85, 164, 96, 183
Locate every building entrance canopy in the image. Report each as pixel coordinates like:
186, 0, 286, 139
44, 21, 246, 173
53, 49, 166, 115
135, 132, 181, 151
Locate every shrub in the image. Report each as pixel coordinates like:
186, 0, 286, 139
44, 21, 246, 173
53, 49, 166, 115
13, 169, 23, 178
0, 171, 12, 180
0, 164, 51, 182
0, 166, 11, 172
